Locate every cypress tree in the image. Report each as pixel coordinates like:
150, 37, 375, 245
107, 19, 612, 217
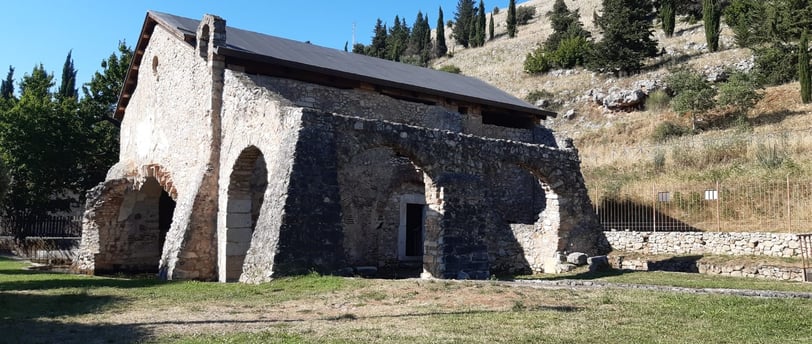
477, 0, 486, 46
0, 66, 14, 100
801, 30, 811, 103
436, 6, 448, 57
453, 0, 476, 48
703, 0, 721, 52
489, 13, 495, 40
507, 0, 517, 38
660, 0, 676, 37
57, 50, 77, 100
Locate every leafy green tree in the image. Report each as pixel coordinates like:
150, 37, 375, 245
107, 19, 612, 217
57, 51, 78, 100
489, 13, 495, 40
800, 30, 811, 103
717, 71, 763, 115
666, 69, 717, 130
453, 0, 476, 47
703, 0, 722, 52
507, 0, 517, 38
0, 65, 78, 216
516, 6, 536, 25
0, 66, 14, 101
589, 0, 658, 75
660, 0, 676, 37
79, 42, 133, 186
435, 7, 448, 57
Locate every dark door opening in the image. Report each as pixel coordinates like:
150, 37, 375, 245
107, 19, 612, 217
405, 203, 424, 257
158, 190, 175, 246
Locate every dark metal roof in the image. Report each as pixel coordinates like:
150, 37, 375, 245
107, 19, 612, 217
116, 11, 555, 120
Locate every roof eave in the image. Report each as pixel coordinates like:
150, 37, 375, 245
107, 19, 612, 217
215, 46, 556, 120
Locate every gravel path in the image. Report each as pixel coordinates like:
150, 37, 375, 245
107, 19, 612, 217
511, 279, 812, 299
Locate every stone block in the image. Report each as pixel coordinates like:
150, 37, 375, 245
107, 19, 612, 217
226, 213, 252, 228
566, 252, 588, 265
588, 255, 610, 272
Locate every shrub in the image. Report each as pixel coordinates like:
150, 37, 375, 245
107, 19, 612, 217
493, 6, 500, 14
652, 150, 666, 172
438, 64, 462, 74
525, 89, 555, 103
523, 48, 552, 74
548, 36, 592, 68
755, 143, 788, 169
651, 121, 689, 142
516, 6, 536, 25
753, 45, 798, 86
717, 71, 762, 115
645, 90, 671, 112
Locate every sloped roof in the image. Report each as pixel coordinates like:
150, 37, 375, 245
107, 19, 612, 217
116, 11, 555, 120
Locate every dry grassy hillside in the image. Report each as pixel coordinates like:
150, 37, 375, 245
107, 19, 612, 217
431, 0, 812, 188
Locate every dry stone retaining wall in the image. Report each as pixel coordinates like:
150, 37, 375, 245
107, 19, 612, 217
605, 231, 803, 258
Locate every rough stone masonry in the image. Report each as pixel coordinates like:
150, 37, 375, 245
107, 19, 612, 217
73, 12, 607, 283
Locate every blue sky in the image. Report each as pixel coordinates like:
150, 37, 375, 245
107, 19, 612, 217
0, 0, 514, 92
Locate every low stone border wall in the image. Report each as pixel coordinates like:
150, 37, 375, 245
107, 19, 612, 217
605, 231, 803, 258
609, 255, 806, 282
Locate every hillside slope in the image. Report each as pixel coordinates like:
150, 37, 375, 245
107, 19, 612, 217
430, 0, 812, 186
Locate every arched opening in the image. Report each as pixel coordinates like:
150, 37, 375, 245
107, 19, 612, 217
338, 146, 438, 278
484, 164, 563, 274
97, 177, 175, 274
225, 146, 268, 282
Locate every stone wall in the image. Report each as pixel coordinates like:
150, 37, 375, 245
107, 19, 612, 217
237, 74, 551, 145
609, 255, 806, 282
605, 231, 803, 258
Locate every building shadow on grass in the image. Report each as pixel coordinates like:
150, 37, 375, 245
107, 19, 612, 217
0, 292, 150, 344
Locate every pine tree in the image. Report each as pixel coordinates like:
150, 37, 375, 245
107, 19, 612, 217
387, 15, 410, 61
435, 6, 448, 57
489, 13, 495, 40
590, 0, 658, 75
476, 0, 487, 46
0, 66, 13, 100
801, 30, 811, 103
507, 0, 517, 38
369, 19, 389, 58
703, 0, 722, 52
660, 0, 676, 37
57, 50, 77, 100
453, 0, 476, 48
545, 0, 590, 51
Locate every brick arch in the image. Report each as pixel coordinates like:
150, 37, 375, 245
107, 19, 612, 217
138, 163, 178, 200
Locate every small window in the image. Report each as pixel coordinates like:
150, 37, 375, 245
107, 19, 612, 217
657, 192, 670, 202
482, 111, 535, 129
458, 106, 469, 114
152, 56, 159, 74
704, 189, 718, 201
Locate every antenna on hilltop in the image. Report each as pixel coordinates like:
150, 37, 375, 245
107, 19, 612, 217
352, 22, 356, 47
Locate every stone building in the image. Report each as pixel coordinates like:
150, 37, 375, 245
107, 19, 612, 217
73, 11, 605, 283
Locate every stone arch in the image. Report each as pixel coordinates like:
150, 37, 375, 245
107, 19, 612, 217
77, 164, 178, 275
337, 144, 442, 278
223, 146, 268, 282
483, 164, 547, 275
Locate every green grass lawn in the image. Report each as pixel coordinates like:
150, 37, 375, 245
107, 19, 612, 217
2, 256, 812, 344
